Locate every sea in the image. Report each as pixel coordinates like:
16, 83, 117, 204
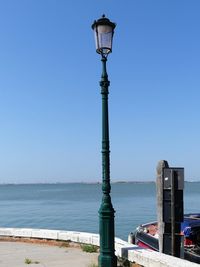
0, 182, 199, 241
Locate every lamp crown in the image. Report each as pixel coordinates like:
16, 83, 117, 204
92, 15, 116, 30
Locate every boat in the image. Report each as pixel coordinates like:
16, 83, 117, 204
130, 214, 200, 264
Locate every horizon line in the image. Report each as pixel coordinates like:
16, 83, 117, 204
0, 180, 199, 185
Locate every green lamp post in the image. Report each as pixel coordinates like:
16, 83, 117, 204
92, 15, 117, 267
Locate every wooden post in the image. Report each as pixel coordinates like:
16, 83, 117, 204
156, 160, 169, 253
156, 160, 184, 257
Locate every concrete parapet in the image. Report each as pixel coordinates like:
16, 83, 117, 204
0, 227, 198, 267
122, 240, 199, 267
12, 228, 33, 238
91, 234, 99, 246
0, 228, 15, 236
58, 231, 74, 241
31, 229, 59, 240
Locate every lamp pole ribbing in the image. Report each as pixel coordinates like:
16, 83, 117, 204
98, 55, 117, 267
91, 15, 117, 267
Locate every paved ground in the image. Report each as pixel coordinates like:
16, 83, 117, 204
0, 241, 99, 267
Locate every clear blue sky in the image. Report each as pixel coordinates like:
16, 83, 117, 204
0, 0, 200, 183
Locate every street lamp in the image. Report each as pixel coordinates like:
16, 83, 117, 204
92, 15, 117, 267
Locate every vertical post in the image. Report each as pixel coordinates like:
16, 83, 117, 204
156, 161, 184, 257
98, 56, 117, 267
156, 160, 169, 253
171, 170, 176, 256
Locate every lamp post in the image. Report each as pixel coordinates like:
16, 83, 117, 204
92, 15, 117, 267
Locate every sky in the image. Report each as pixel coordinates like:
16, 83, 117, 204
0, 0, 200, 183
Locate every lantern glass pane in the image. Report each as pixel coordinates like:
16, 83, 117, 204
98, 24, 113, 34
97, 25, 113, 51
93, 27, 99, 51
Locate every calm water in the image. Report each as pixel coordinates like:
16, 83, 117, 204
0, 182, 199, 240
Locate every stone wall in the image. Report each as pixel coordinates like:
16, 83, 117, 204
0, 227, 198, 267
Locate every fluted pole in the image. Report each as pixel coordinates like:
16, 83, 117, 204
98, 56, 117, 267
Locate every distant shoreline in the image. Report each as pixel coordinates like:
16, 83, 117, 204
0, 180, 199, 185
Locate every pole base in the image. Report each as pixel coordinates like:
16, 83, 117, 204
98, 254, 117, 267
